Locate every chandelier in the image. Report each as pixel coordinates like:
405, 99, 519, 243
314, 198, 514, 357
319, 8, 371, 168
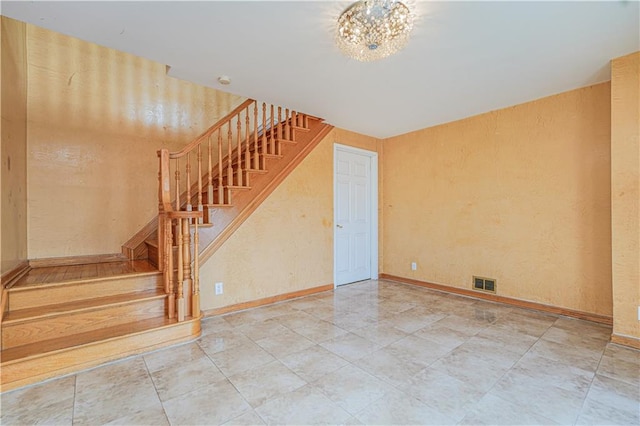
336, 0, 414, 62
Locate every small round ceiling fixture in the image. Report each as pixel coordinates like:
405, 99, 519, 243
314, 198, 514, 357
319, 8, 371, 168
218, 75, 231, 85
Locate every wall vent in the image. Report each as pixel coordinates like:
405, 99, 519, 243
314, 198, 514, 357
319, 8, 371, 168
472, 276, 497, 293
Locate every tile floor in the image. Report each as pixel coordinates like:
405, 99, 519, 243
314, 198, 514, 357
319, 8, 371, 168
1, 279, 639, 425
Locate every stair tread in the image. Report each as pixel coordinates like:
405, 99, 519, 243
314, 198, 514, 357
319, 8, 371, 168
9, 260, 159, 291
226, 185, 252, 190
4, 289, 166, 324
204, 203, 233, 208
0, 316, 192, 364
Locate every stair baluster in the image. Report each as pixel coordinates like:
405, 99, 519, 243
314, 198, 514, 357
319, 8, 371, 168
261, 103, 267, 161
253, 103, 259, 170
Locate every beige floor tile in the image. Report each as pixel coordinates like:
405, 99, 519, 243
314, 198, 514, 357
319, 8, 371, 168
255, 328, 315, 358
228, 360, 307, 407
475, 324, 539, 354
428, 314, 489, 335
197, 329, 254, 355
255, 384, 353, 425
385, 334, 452, 368
605, 342, 640, 363
528, 338, 604, 372
380, 309, 447, 333
237, 318, 291, 341
375, 298, 417, 314
541, 326, 610, 352
209, 341, 276, 376
576, 397, 640, 426
280, 344, 350, 383
320, 332, 381, 362
313, 364, 396, 415
460, 392, 559, 425
355, 389, 457, 425
351, 323, 408, 346
399, 367, 486, 422
328, 312, 379, 331
490, 372, 586, 424
553, 317, 612, 340
357, 348, 426, 388
412, 323, 474, 351
144, 341, 209, 372
74, 359, 164, 425
293, 319, 349, 343
506, 351, 595, 395
273, 310, 321, 330
222, 409, 266, 425
103, 409, 170, 425
585, 374, 640, 414
149, 355, 226, 402
162, 379, 251, 425
597, 351, 640, 386
201, 315, 236, 335
0, 376, 75, 426
302, 304, 337, 320
430, 346, 514, 392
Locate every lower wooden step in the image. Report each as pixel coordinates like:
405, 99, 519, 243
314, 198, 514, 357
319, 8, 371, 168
7, 271, 162, 311
0, 316, 201, 392
2, 290, 167, 349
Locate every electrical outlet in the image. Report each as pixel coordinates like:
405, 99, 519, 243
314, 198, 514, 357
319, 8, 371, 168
411, 262, 417, 271
637, 306, 640, 321
215, 282, 224, 295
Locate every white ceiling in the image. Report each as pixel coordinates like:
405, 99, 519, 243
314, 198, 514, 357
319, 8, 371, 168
3, 1, 639, 138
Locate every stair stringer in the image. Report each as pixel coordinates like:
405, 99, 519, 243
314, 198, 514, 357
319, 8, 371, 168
197, 119, 334, 263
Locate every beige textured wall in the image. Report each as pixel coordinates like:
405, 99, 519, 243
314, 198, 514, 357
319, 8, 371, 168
1, 17, 28, 274
383, 83, 612, 316
25, 23, 245, 259
611, 52, 640, 339
200, 128, 381, 311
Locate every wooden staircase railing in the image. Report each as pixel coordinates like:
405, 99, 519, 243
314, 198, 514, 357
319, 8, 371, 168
157, 99, 310, 321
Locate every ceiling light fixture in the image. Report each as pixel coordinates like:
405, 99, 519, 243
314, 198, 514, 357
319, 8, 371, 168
336, 0, 414, 62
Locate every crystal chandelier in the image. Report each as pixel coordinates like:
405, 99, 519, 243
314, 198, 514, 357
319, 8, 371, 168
336, 0, 414, 62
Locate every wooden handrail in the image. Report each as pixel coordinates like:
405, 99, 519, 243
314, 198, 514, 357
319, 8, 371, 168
169, 99, 255, 159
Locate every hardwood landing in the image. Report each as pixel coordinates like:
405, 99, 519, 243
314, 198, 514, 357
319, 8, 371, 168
10, 259, 156, 288
1, 258, 201, 392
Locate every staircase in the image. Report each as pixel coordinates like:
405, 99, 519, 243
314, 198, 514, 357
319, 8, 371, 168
0, 99, 333, 391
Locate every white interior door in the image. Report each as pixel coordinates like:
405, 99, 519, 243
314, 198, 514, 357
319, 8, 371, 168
334, 145, 377, 286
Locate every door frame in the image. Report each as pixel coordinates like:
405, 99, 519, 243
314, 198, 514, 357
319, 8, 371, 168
333, 143, 379, 288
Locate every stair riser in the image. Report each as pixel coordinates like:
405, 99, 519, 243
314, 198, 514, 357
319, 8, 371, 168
2, 298, 167, 349
1, 319, 200, 392
8, 274, 162, 311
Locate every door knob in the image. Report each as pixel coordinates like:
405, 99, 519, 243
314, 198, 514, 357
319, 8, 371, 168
336, 224, 343, 228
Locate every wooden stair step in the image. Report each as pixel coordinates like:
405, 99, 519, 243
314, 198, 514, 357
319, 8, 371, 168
7, 270, 162, 311
2, 291, 167, 349
3, 289, 165, 324
1, 316, 184, 363
0, 316, 201, 392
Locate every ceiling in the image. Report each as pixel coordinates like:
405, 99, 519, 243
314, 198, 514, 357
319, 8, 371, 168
3, 1, 639, 138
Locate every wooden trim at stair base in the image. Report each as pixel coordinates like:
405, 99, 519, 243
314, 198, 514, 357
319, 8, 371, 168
29, 253, 127, 268
379, 274, 613, 326
611, 334, 640, 350
1, 261, 30, 288
203, 284, 334, 317
122, 216, 158, 260
1, 318, 201, 393
199, 123, 335, 264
